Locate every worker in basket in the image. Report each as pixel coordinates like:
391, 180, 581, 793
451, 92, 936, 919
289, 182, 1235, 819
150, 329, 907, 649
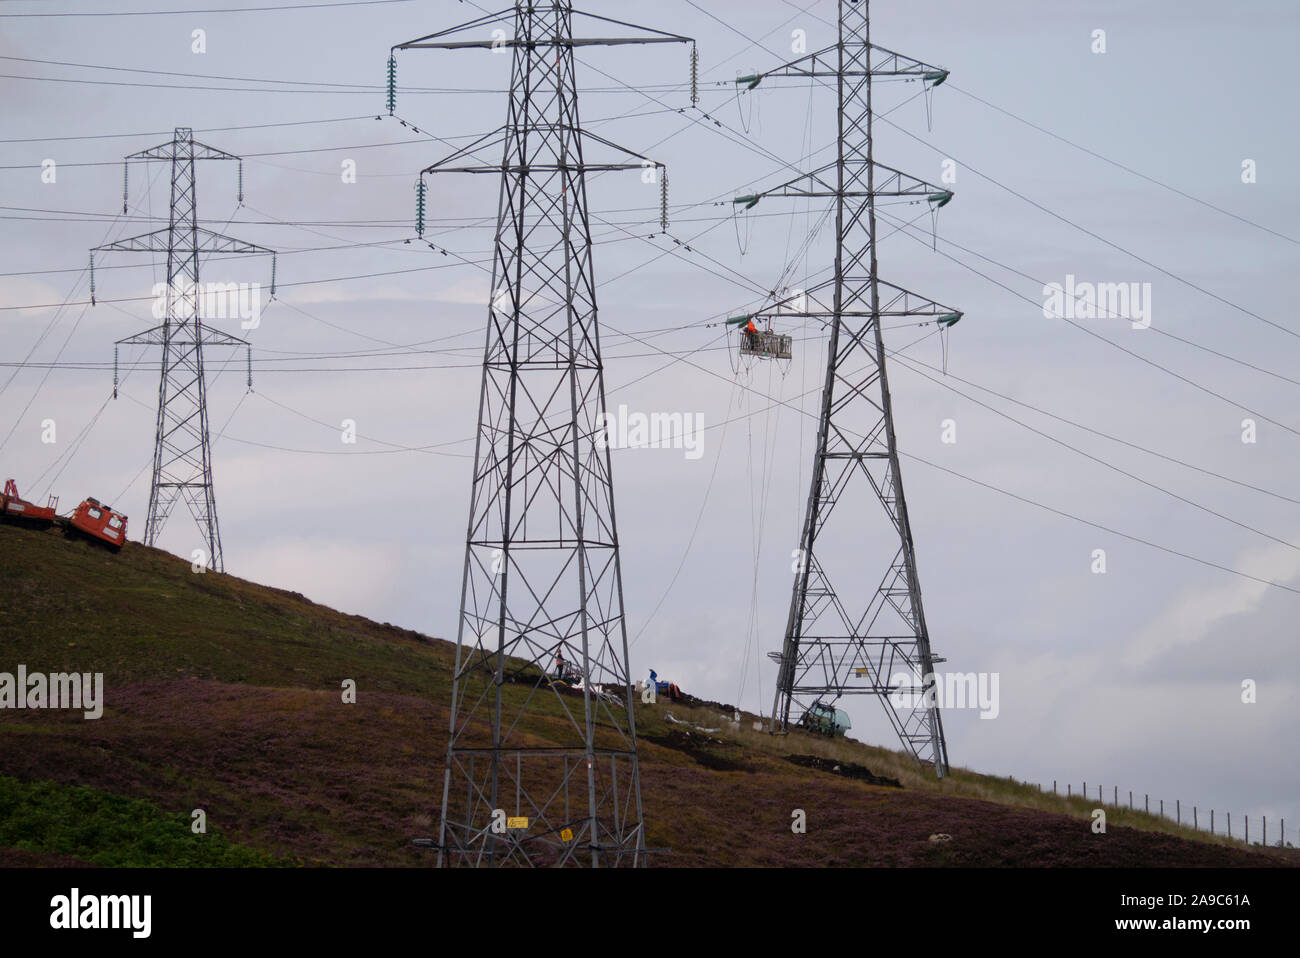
744, 317, 760, 351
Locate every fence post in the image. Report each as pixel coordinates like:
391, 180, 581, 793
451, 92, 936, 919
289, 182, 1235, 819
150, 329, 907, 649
1246, 815, 1249, 844
1145, 794, 1149, 813
1053, 780, 1057, 795
1129, 790, 1133, 810
1228, 812, 1231, 838
1098, 784, 1102, 802
1068, 783, 1071, 797
1160, 799, 1164, 817
1211, 809, 1214, 834
1194, 806, 1198, 830
1083, 780, 1086, 798
1177, 800, 1180, 825
1114, 785, 1117, 805
1263, 817, 1267, 846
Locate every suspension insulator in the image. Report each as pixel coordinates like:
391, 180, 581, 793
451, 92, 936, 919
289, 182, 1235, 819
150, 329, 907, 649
246, 345, 253, 391
237, 160, 244, 204
660, 169, 669, 232
269, 253, 277, 297
415, 179, 427, 238
122, 161, 129, 214
89, 252, 96, 305
113, 344, 118, 399
690, 46, 699, 107
386, 55, 397, 115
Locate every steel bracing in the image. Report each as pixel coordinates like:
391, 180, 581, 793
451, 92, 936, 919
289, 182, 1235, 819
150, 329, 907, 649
93, 128, 272, 573
394, 2, 689, 866
748, 2, 960, 776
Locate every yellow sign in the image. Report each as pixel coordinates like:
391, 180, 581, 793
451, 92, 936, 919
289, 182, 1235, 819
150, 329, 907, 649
507, 816, 529, 830
560, 828, 574, 842
855, 667, 868, 677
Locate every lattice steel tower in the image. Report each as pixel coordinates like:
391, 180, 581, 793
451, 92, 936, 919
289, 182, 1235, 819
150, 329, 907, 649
91, 128, 273, 573
741, 1, 961, 775
392, 3, 690, 866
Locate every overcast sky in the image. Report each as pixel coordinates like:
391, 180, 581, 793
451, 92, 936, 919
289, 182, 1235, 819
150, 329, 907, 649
2, 0, 1297, 837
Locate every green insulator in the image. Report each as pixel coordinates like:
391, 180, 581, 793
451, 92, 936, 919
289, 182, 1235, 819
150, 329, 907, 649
386, 56, 397, 115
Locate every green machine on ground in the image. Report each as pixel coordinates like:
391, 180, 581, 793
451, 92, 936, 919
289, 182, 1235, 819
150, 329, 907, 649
800, 702, 852, 738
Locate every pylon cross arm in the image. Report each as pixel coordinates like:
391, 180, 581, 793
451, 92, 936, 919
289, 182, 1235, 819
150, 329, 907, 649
394, 7, 690, 52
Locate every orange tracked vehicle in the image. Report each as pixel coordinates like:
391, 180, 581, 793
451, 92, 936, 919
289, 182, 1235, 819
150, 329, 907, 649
2, 478, 127, 550
1, 479, 59, 526
68, 497, 128, 550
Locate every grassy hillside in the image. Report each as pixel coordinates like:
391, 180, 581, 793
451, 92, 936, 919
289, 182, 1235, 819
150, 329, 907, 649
0, 521, 1293, 867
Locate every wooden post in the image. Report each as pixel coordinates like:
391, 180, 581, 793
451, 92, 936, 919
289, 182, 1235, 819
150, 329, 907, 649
1228, 812, 1231, 838
1246, 815, 1249, 844
1177, 799, 1180, 825
1194, 806, 1198, 829
1211, 809, 1214, 834
1129, 790, 1133, 809
1067, 783, 1071, 797
1263, 817, 1267, 846
1053, 780, 1057, 795
1160, 799, 1164, 817
1114, 785, 1118, 805
1145, 794, 1149, 813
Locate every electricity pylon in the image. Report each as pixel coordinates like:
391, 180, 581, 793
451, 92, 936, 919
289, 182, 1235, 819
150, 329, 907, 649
91, 128, 273, 573
740, 1, 960, 776
392, 2, 691, 866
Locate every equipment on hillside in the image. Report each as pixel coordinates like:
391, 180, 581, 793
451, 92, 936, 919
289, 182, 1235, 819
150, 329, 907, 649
1, 479, 59, 526
799, 701, 851, 738
2, 478, 127, 551
70, 498, 128, 551
649, 669, 683, 702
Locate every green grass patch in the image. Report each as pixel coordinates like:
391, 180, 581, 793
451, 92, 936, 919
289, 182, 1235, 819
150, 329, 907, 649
0, 775, 289, 867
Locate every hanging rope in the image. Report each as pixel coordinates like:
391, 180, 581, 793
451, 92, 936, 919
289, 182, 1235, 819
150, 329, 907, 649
733, 70, 757, 133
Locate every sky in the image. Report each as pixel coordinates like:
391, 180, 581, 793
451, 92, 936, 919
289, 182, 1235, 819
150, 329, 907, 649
1, 0, 1297, 839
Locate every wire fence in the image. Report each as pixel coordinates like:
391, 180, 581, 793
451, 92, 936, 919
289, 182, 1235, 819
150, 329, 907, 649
1041, 780, 1291, 847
